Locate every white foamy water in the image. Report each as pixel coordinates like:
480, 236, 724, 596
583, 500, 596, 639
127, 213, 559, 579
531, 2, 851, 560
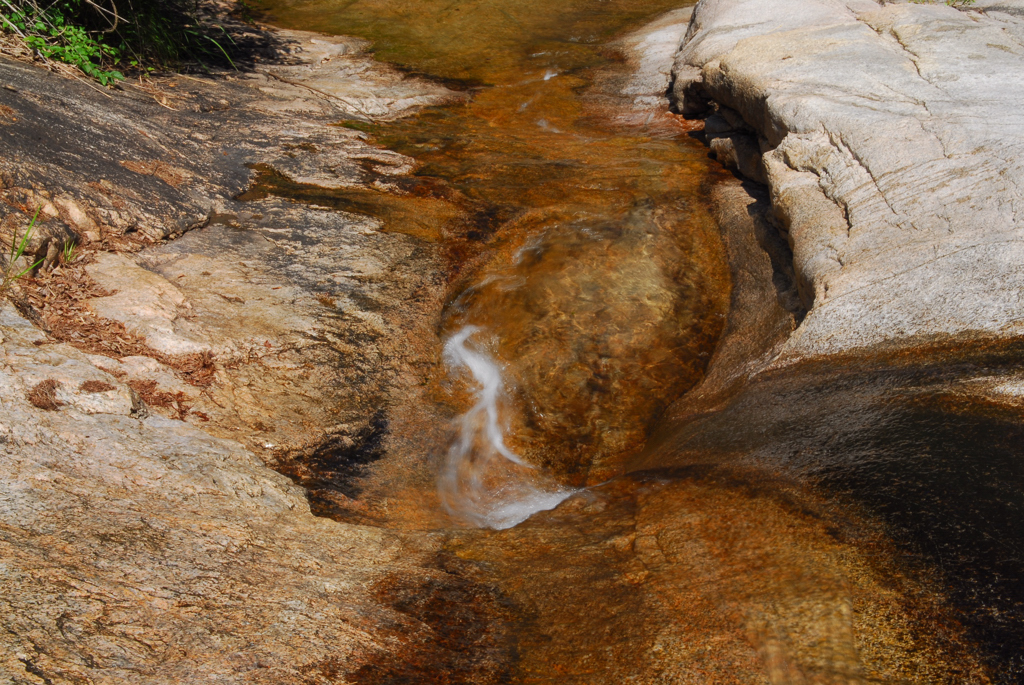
439, 326, 576, 529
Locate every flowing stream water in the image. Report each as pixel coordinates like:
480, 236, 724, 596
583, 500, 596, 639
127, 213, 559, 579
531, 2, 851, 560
439, 325, 576, 529
250, 1, 1024, 682
250, 0, 732, 505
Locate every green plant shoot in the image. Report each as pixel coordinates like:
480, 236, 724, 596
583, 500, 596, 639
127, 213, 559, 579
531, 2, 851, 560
1, 206, 44, 298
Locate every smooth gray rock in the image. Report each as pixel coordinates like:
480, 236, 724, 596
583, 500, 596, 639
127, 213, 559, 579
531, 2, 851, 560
674, 0, 1024, 359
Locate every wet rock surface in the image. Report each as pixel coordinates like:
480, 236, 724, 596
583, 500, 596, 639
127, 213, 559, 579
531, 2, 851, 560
640, 342, 1024, 681
441, 201, 728, 484
453, 468, 989, 684
379, 11, 1015, 681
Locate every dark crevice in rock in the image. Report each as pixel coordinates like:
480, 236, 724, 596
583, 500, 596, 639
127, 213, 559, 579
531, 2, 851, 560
19, 657, 54, 685
275, 410, 390, 518
667, 62, 811, 330
741, 182, 807, 323
668, 74, 815, 334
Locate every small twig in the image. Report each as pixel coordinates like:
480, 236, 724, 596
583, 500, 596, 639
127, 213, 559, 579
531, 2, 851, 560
122, 77, 182, 110
151, 94, 179, 110
262, 70, 372, 119
64, 65, 114, 98
0, 0, 26, 38
81, 0, 120, 33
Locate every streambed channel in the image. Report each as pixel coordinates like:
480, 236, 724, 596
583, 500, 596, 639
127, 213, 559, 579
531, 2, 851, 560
249, 1, 1024, 682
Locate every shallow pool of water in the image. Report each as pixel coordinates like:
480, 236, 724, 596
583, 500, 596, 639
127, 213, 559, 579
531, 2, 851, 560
253, 0, 731, 489
250, 0, 1024, 681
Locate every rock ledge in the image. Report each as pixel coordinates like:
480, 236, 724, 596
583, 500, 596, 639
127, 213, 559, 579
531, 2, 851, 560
672, 0, 1024, 361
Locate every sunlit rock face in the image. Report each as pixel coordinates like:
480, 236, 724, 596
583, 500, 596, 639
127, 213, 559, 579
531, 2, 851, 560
0, 25, 469, 683
0, 302, 500, 683
673, 0, 1024, 361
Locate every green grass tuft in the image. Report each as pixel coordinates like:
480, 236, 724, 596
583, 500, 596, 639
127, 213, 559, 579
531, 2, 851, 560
1, 206, 44, 299
61, 239, 76, 265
